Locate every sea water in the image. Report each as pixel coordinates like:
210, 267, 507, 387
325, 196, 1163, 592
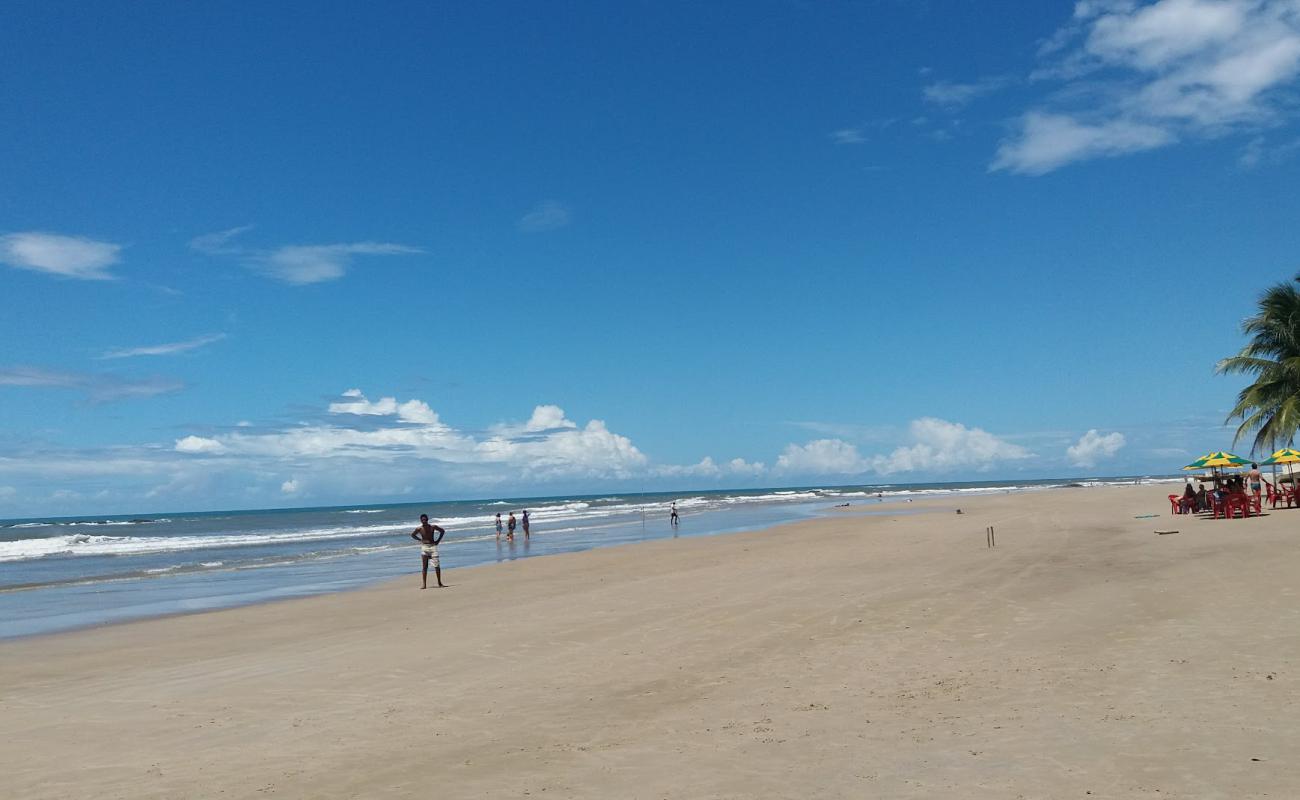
0, 477, 1173, 638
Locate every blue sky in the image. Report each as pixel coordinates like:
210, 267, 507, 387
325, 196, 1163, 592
4, 0, 1300, 516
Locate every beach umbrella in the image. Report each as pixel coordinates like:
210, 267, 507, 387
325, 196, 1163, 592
1183, 452, 1250, 492
1259, 447, 1300, 486
1258, 447, 1300, 466
1183, 451, 1250, 470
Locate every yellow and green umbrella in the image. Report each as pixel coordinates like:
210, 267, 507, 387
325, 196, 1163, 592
1183, 451, 1250, 470
1260, 448, 1300, 486
1259, 448, 1300, 466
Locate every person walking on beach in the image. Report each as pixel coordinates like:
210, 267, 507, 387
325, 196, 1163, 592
495, 512, 503, 540
670, 502, 679, 526
1247, 463, 1267, 504
410, 514, 446, 590
522, 509, 531, 538
507, 512, 517, 541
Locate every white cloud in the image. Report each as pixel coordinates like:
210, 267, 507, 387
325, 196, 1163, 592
776, 439, 867, 475
101, 333, 227, 359
259, 243, 422, 285
923, 76, 1013, 109
189, 225, 254, 255
0, 366, 183, 402
654, 457, 724, 478
328, 389, 440, 425
175, 435, 226, 454
868, 418, 1033, 474
518, 201, 571, 233
189, 227, 422, 284
995, 0, 1300, 173
174, 393, 647, 480
992, 112, 1175, 174
1067, 429, 1127, 467
727, 457, 767, 476
281, 478, 300, 494
0, 232, 122, 279
830, 127, 867, 144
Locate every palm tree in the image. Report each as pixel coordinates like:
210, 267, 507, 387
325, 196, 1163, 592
1217, 277, 1300, 455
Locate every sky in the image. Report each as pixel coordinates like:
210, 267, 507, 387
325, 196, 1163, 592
4, 0, 1300, 516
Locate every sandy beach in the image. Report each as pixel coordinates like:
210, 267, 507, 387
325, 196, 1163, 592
3, 484, 1298, 798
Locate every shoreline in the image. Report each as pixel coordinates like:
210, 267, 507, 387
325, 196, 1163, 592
6, 483, 1295, 798
1, 479, 1178, 640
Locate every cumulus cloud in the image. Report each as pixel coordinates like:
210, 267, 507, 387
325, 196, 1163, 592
654, 457, 724, 478
727, 457, 767, 476
0, 366, 183, 402
175, 435, 226, 454
994, 0, 1300, 173
281, 478, 300, 494
868, 418, 1033, 474
329, 389, 439, 424
776, 439, 867, 475
518, 201, 571, 233
189, 227, 422, 284
174, 392, 647, 480
1067, 429, 1127, 467
101, 333, 226, 359
0, 232, 122, 279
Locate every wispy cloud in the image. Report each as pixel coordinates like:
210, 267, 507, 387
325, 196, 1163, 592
830, 127, 867, 144
518, 201, 572, 233
994, 0, 1300, 174
189, 225, 254, 255
0, 366, 184, 402
101, 333, 227, 360
0, 232, 122, 280
923, 76, 1013, 110
258, 243, 422, 284
189, 226, 423, 284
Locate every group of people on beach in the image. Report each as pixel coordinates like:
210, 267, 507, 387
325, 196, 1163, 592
1177, 463, 1267, 513
494, 510, 530, 541
409, 501, 685, 590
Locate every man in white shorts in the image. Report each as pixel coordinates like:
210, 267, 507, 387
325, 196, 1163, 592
409, 513, 446, 589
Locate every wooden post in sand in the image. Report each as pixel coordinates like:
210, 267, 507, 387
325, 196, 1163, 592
986, 526, 996, 548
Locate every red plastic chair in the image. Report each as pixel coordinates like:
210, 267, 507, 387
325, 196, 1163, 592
1211, 494, 1228, 519
1168, 494, 1181, 514
1226, 494, 1251, 519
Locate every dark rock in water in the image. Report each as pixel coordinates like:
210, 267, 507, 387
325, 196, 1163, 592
128, 519, 154, 524
1064, 483, 1085, 488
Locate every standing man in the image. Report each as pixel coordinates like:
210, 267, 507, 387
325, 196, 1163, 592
507, 512, 517, 541
495, 512, 504, 540
522, 509, 531, 538
1247, 463, 1268, 506
670, 502, 679, 526
410, 513, 446, 589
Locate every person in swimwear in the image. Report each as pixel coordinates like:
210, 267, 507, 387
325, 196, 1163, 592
507, 512, 516, 541
1247, 463, 1267, 504
409, 513, 446, 589
522, 509, 530, 538
495, 512, 503, 540
670, 502, 679, 526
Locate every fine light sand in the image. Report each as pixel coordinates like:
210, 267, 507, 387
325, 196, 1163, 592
3, 485, 1299, 799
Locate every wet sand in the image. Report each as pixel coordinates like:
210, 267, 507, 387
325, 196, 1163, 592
3, 484, 1298, 798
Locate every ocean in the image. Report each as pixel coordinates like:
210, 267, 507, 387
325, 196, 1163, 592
0, 477, 1170, 638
